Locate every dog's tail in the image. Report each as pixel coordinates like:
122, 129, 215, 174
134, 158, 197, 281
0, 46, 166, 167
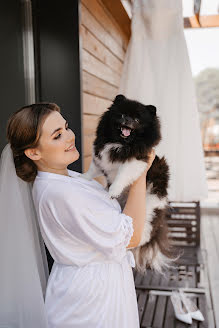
131, 206, 182, 276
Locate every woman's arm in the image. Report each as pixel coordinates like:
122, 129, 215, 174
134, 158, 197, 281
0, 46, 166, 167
123, 149, 156, 249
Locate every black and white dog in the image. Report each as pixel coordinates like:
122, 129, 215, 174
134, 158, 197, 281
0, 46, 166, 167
82, 95, 178, 274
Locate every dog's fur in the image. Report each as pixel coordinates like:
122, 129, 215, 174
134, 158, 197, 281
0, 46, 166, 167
82, 95, 179, 274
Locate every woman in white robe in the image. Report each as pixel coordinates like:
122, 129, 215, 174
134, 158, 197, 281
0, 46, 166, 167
3, 101, 157, 327
3, 103, 156, 327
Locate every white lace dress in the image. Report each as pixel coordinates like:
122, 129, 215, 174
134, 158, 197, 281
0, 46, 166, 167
32, 169, 139, 328
119, 0, 208, 202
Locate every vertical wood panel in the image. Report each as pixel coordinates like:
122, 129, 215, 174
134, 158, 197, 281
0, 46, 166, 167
80, 0, 128, 182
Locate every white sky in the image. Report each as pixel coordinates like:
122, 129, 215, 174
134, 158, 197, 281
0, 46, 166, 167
182, 0, 219, 77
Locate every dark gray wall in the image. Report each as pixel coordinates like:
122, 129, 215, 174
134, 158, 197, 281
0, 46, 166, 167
0, 1, 26, 153
32, 0, 82, 173
0, 0, 82, 175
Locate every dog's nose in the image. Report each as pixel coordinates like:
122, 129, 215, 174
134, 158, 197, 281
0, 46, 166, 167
125, 116, 133, 124
123, 116, 135, 128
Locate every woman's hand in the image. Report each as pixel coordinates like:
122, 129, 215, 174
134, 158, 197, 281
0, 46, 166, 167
134, 148, 156, 183
146, 148, 156, 172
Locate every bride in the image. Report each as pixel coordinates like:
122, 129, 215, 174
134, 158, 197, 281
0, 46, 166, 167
0, 102, 155, 327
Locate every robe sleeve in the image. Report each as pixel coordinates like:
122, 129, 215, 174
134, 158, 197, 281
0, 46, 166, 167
40, 183, 134, 259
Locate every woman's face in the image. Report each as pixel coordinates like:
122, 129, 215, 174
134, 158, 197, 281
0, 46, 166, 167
29, 111, 80, 174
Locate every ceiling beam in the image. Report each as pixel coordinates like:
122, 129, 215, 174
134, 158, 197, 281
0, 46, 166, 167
100, 0, 131, 39
184, 15, 219, 28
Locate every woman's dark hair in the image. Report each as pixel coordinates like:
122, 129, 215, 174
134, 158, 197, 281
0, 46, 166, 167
6, 103, 61, 183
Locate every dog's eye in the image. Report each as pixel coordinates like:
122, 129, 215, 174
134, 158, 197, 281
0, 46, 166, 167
135, 118, 140, 123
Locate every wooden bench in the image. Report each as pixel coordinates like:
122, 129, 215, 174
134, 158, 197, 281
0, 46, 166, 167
133, 201, 208, 327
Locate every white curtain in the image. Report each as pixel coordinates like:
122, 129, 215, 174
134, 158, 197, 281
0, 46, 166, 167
119, 0, 208, 202
0, 144, 49, 327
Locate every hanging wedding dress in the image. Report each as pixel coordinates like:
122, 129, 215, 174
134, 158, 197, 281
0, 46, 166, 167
119, 0, 208, 202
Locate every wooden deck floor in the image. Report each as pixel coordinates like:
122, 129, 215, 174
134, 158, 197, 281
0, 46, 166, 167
133, 209, 219, 327
201, 211, 219, 328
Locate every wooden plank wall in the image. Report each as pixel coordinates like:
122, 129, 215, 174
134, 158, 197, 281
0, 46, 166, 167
80, 0, 129, 185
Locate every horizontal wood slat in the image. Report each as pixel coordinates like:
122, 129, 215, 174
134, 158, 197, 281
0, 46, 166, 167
81, 4, 125, 61
80, 25, 123, 74
168, 222, 197, 227
168, 230, 197, 234
83, 114, 100, 136
171, 237, 197, 242
83, 134, 95, 156
82, 49, 121, 87
100, 0, 131, 40
82, 0, 127, 48
82, 93, 111, 116
167, 201, 200, 247
82, 71, 118, 100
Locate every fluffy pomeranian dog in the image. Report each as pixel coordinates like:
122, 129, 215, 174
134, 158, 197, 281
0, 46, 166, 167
82, 94, 179, 274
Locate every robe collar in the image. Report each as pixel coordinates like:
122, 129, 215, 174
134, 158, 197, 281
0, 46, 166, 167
36, 169, 105, 192
36, 169, 81, 182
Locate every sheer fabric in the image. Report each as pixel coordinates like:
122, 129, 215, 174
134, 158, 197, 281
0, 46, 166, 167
0, 143, 49, 327
119, 0, 208, 201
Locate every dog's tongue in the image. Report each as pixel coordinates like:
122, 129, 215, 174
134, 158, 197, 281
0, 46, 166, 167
121, 127, 131, 136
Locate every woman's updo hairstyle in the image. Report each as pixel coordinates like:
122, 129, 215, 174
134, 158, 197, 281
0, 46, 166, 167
6, 103, 61, 183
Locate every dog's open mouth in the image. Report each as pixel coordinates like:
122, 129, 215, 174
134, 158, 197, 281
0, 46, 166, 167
120, 125, 133, 138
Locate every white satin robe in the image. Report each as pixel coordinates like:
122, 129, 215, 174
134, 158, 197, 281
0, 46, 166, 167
32, 169, 139, 328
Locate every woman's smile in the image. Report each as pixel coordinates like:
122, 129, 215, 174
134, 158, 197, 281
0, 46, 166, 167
65, 144, 76, 152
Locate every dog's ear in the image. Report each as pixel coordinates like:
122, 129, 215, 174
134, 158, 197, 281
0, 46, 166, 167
113, 94, 126, 105
147, 105, 156, 116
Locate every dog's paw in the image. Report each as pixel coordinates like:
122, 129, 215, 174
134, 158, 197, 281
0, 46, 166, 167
108, 183, 123, 199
